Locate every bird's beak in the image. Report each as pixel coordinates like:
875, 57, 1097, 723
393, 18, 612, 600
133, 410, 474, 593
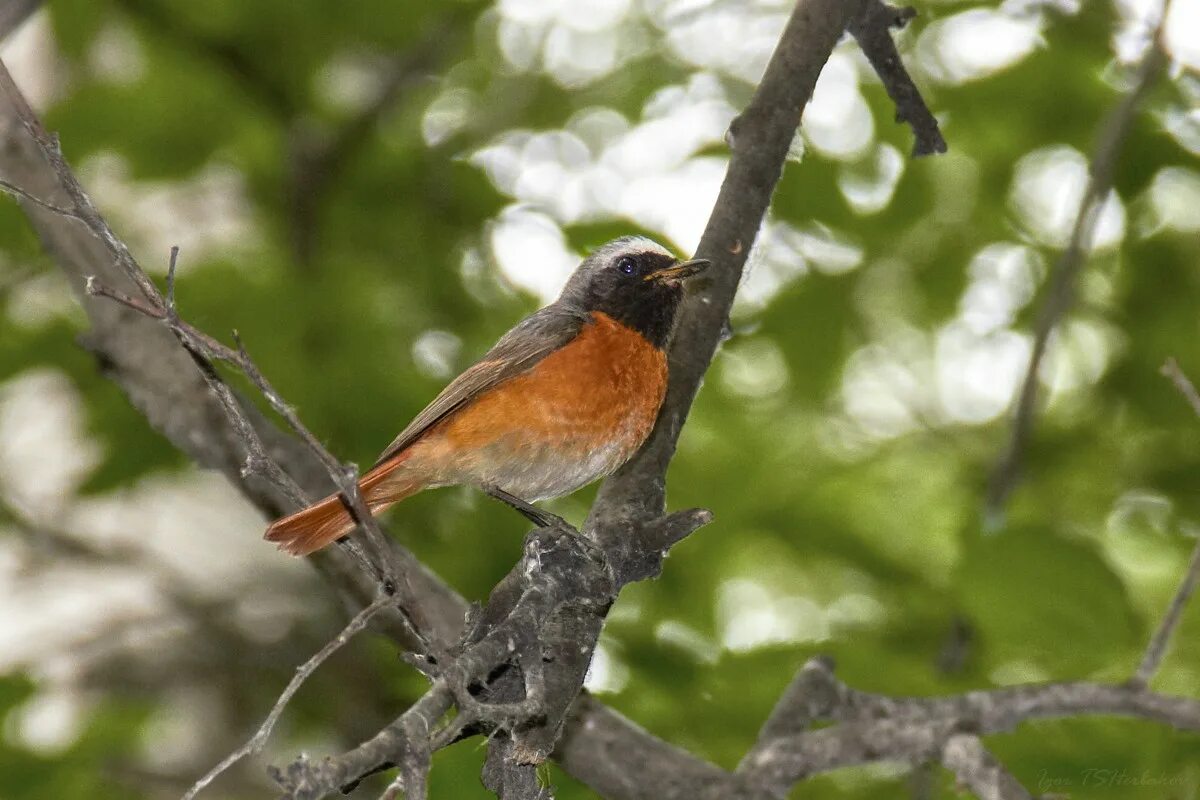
644, 257, 710, 284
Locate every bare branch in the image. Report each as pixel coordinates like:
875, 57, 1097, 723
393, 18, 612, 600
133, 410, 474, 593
740, 658, 1200, 798
1162, 357, 1200, 418
0, 175, 81, 217
848, 1, 946, 157
941, 735, 1033, 800
0, 0, 41, 43
737, 656, 843, 772
270, 684, 453, 800
985, 12, 1170, 519
1126, 357, 1200, 687
182, 592, 394, 800
1133, 536, 1200, 688
1, 50, 470, 656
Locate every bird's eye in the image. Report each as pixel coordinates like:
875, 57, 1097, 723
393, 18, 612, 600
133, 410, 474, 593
617, 256, 637, 275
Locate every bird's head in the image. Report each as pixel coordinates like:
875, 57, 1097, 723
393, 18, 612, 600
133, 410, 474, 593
559, 237, 709, 348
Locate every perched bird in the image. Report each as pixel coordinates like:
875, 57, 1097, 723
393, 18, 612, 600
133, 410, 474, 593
265, 237, 708, 555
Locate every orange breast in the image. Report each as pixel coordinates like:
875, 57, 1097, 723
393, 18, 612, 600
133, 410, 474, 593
409, 312, 668, 497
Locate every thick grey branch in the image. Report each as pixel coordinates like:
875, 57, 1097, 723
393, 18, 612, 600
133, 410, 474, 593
0, 0, 40, 43
740, 657, 1200, 797
941, 735, 1033, 800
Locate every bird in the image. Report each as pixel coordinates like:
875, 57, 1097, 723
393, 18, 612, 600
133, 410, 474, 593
265, 237, 709, 556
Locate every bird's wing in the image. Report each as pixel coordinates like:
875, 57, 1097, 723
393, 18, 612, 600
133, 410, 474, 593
370, 305, 589, 468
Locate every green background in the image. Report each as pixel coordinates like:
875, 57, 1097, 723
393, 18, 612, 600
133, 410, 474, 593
1, 1, 1199, 797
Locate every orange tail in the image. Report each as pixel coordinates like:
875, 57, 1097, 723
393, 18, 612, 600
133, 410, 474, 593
264, 456, 419, 556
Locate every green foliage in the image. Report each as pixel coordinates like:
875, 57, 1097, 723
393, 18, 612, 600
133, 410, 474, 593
2, 0, 1199, 798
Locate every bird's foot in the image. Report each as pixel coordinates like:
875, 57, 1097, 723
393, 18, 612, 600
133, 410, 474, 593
483, 485, 565, 529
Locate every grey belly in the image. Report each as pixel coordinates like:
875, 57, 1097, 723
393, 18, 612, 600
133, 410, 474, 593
444, 436, 632, 501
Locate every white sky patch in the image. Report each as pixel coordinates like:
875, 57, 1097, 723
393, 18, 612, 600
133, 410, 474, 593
496, 0, 637, 86
795, 224, 864, 275
0, 11, 60, 108
543, 25, 623, 87
0, 560, 161, 671
316, 52, 388, 114
841, 333, 930, 440
0, 370, 102, 516
1009, 145, 1126, 250
422, 87, 475, 147
1038, 317, 1118, 400
472, 73, 734, 249
717, 338, 790, 400
8, 687, 87, 754
88, 22, 145, 86
583, 638, 629, 694
916, 8, 1045, 85
1143, 166, 1200, 235
934, 322, 1032, 424
1160, 103, 1200, 156
957, 243, 1042, 335
65, 470, 291, 589
5, 271, 80, 331
839, 143, 905, 215
411, 330, 463, 379
654, 620, 719, 664
1114, 0, 1200, 68
79, 154, 261, 271
662, 5, 787, 84
803, 53, 874, 161
1163, 0, 1200, 70
618, 156, 726, 252
489, 207, 579, 303
716, 578, 830, 652
734, 220, 809, 311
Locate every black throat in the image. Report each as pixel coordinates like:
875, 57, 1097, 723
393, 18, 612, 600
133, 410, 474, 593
585, 256, 684, 349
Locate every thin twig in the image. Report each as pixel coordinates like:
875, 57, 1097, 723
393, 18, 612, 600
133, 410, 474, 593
1162, 357, 1200, 417
165, 244, 179, 313
85, 262, 403, 589
1128, 357, 1200, 687
87, 263, 428, 639
0, 57, 402, 584
985, 10, 1170, 520
1133, 536, 1200, 687
0, 176, 83, 218
181, 592, 394, 800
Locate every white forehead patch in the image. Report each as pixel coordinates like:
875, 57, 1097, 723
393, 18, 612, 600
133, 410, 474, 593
592, 236, 675, 262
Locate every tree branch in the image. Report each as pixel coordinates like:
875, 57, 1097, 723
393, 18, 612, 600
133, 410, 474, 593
848, 1, 946, 157
985, 13, 1169, 519
0, 1, 976, 798
940, 735, 1033, 800
0, 0, 40, 43
739, 656, 1200, 798
180, 592, 395, 800
1128, 358, 1200, 688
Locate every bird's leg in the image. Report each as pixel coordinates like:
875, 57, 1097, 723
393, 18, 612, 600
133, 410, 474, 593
483, 485, 566, 529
